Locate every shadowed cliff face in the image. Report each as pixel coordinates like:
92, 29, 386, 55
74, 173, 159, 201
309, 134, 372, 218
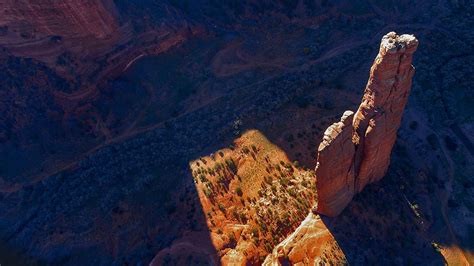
0, 0, 473, 265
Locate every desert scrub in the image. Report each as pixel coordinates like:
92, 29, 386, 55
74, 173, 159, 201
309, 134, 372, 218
235, 186, 243, 196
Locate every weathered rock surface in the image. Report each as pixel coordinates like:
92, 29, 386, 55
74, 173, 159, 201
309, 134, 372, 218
315, 111, 355, 217
0, 0, 127, 80
353, 32, 419, 192
0, 0, 118, 40
263, 213, 343, 265
316, 32, 419, 216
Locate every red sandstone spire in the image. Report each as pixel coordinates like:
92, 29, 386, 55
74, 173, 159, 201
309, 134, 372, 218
316, 32, 419, 217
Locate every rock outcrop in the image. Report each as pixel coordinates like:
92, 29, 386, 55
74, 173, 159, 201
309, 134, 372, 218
0, 1, 200, 82
263, 213, 344, 265
315, 111, 356, 217
316, 32, 419, 216
0, 0, 124, 76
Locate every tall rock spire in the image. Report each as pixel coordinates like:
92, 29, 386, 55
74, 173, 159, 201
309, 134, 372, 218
315, 32, 419, 217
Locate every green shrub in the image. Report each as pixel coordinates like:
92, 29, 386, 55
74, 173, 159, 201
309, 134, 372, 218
235, 187, 243, 196
203, 187, 212, 198
251, 145, 257, 153
271, 185, 277, 193
225, 159, 237, 174
251, 227, 259, 236
232, 210, 239, 220
265, 242, 273, 252
218, 203, 226, 212
199, 174, 208, 183
239, 212, 247, 222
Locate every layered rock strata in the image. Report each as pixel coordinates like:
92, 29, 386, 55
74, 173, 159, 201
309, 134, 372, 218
0, 0, 124, 78
316, 32, 419, 216
0, 0, 118, 40
263, 213, 341, 265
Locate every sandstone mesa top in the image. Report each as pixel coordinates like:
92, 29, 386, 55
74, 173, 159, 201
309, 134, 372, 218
381, 31, 419, 54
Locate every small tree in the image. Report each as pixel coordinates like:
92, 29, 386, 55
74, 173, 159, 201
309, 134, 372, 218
225, 159, 237, 174
239, 212, 247, 223
265, 242, 273, 252
251, 145, 257, 153
235, 186, 243, 197
218, 203, 226, 213
228, 233, 236, 244
250, 227, 259, 238
203, 187, 212, 198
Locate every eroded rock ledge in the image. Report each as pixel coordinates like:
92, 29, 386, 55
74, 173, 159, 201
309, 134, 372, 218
316, 32, 419, 217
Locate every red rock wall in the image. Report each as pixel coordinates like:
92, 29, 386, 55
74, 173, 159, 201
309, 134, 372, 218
353, 32, 418, 192
0, 0, 118, 39
316, 32, 419, 216
315, 111, 355, 217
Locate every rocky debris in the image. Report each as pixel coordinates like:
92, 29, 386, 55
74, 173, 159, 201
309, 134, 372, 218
316, 32, 419, 216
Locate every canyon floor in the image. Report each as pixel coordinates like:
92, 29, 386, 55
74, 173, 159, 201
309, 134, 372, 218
0, 1, 473, 265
